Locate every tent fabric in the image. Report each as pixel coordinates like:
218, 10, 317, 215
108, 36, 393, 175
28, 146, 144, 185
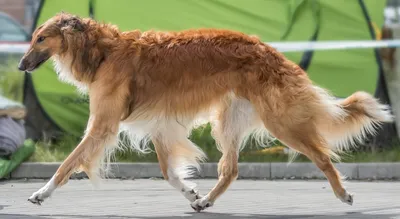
0, 116, 26, 156
0, 95, 26, 156
30, 0, 91, 136
28, 0, 387, 136
306, 0, 385, 96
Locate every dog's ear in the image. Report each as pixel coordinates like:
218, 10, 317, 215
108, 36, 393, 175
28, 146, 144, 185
59, 15, 85, 32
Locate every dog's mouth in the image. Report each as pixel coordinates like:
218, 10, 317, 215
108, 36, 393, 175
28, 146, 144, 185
26, 58, 48, 73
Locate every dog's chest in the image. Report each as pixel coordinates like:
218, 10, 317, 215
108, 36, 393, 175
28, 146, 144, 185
51, 56, 88, 93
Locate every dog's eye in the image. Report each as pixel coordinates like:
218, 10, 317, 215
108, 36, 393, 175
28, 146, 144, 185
37, 36, 46, 43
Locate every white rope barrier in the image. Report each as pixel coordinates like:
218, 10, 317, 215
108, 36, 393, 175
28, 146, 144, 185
270, 40, 400, 52
2, 39, 400, 54
0, 43, 29, 54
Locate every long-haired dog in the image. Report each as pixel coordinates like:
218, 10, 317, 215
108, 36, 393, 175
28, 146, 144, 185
18, 12, 393, 211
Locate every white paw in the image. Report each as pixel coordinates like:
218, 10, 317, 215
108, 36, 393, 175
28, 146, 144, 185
182, 188, 202, 202
28, 188, 51, 205
27, 179, 56, 205
338, 190, 354, 206
190, 195, 213, 212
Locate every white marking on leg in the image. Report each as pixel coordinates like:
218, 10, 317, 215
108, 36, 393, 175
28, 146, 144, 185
167, 168, 200, 202
28, 175, 57, 205
127, 117, 207, 203
190, 94, 268, 212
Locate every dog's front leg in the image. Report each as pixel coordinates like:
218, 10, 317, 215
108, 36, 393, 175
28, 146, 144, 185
28, 85, 125, 205
27, 133, 102, 205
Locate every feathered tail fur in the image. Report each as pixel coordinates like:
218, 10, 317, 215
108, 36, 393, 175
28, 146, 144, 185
315, 87, 394, 155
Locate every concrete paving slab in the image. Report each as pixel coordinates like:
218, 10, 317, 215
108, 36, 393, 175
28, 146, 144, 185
0, 179, 399, 219
358, 163, 400, 179
271, 163, 359, 179
271, 163, 324, 179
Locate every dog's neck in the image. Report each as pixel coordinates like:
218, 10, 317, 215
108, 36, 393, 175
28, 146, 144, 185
56, 19, 122, 84
52, 18, 140, 94
51, 55, 88, 94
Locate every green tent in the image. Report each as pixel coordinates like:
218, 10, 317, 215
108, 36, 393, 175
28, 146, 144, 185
24, 0, 387, 139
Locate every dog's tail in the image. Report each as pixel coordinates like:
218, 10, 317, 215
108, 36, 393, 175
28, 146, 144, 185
314, 87, 393, 157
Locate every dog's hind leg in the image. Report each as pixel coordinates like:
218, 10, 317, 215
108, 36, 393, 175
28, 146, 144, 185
262, 121, 353, 205
27, 85, 124, 205
151, 122, 206, 203
190, 95, 264, 212
248, 87, 354, 206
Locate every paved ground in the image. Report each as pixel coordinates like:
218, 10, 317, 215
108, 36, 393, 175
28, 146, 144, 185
0, 179, 400, 219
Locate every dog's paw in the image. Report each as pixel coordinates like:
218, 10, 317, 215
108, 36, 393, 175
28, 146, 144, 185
183, 189, 202, 203
338, 190, 354, 206
28, 195, 44, 205
28, 187, 52, 205
190, 195, 213, 212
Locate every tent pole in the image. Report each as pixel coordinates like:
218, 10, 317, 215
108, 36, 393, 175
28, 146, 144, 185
359, 0, 399, 150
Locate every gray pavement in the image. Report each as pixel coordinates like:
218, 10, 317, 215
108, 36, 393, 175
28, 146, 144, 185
0, 179, 400, 219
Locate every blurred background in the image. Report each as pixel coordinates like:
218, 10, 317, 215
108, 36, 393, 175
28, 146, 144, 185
1, 0, 400, 178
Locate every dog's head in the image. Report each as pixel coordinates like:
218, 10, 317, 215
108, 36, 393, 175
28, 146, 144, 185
18, 12, 86, 73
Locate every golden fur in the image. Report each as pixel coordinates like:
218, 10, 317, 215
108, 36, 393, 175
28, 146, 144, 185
19, 12, 393, 211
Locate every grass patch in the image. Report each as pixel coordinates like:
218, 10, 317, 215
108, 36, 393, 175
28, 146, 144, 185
30, 140, 400, 163
0, 58, 25, 102
28, 128, 400, 163
29, 135, 80, 162
339, 147, 400, 163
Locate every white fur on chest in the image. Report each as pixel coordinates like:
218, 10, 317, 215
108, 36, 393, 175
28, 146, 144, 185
51, 56, 88, 94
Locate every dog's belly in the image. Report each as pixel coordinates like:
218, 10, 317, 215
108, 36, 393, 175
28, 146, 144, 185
119, 108, 212, 152
120, 75, 248, 151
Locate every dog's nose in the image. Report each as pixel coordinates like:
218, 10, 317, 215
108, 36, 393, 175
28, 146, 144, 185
18, 60, 26, 71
